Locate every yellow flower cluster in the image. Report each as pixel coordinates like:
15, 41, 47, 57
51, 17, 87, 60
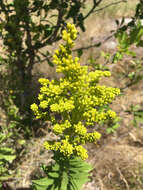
53, 120, 71, 134
74, 145, 88, 160
62, 23, 77, 47
85, 132, 101, 143
39, 78, 49, 86
50, 98, 74, 112
31, 23, 120, 160
88, 70, 111, 83
44, 136, 74, 158
74, 131, 101, 145
73, 122, 87, 135
44, 139, 88, 160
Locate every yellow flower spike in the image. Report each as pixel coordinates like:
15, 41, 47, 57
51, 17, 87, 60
31, 23, 120, 160
53, 123, 64, 134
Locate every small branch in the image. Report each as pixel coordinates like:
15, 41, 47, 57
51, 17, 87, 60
73, 31, 116, 52
83, 0, 103, 20
116, 167, 129, 190
94, 0, 127, 13
24, 8, 35, 79
35, 50, 52, 64
50, 5, 63, 42
34, 1, 64, 50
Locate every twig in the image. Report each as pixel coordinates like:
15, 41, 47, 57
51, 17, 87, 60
83, 0, 103, 20
73, 31, 116, 52
34, 1, 64, 50
116, 167, 130, 190
94, 0, 127, 13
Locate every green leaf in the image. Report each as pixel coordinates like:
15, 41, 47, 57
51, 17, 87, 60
106, 128, 114, 134
69, 157, 92, 171
135, 116, 143, 124
0, 154, 16, 162
32, 177, 54, 190
60, 171, 68, 190
52, 163, 60, 171
135, 110, 143, 117
47, 171, 59, 178
67, 157, 92, 189
44, 25, 53, 37
0, 147, 16, 162
70, 175, 89, 190
136, 27, 143, 42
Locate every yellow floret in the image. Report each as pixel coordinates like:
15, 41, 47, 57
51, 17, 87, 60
74, 145, 88, 160
60, 139, 74, 157
74, 122, 87, 135
39, 100, 49, 109
38, 78, 49, 86
31, 103, 38, 112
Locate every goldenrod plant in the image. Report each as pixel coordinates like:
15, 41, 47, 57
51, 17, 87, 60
31, 23, 120, 190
